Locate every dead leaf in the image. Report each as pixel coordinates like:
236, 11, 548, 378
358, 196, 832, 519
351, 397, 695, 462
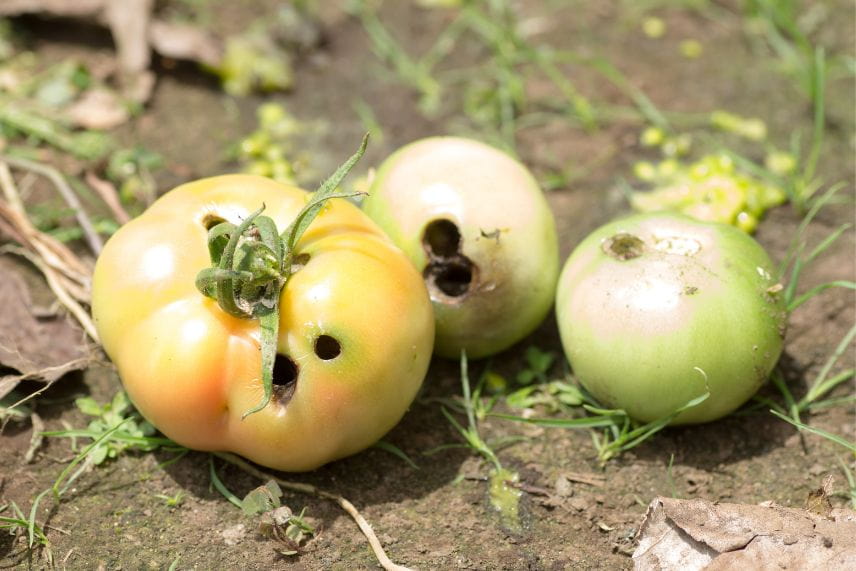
805, 474, 835, 517
65, 88, 130, 130
633, 496, 856, 570
148, 20, 222, 67
0, 257, 90, 400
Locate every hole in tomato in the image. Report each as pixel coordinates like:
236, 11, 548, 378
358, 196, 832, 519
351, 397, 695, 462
314, 334, 341, 360
423, 219, 461, 257
603, 233, 645, 261
272, 354, 298, 404
202, 214, 227, 230
424, 258, 474, 298
291, 252, 311, 273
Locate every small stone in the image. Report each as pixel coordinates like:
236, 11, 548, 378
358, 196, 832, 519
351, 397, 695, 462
221, 523, 247, 546
808, 463, 826, 477
555, 475, 574, 498
428, 544, 454, 557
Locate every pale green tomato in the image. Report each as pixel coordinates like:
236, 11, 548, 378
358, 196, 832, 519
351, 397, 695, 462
363, 137, 559, 359
556, 212, 787, 424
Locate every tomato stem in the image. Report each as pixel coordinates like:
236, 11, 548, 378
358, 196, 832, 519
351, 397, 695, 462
195, 134, 369, 418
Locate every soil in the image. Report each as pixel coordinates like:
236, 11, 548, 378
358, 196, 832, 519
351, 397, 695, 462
1, 1, 854, 570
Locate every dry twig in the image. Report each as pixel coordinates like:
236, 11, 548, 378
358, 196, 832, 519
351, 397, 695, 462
0, 165, 91, 293
25, 412, 45, 463
0, 160, 99, 340
0, 155, 103, 255
0, 244, 98, 342
85, 171, 131, 224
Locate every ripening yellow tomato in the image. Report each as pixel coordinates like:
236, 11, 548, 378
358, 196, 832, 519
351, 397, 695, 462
92, 174, 434, 471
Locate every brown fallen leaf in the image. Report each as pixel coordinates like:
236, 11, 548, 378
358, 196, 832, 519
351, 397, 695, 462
148, 20, 222, 67
805, 474, 835, 517
633, 496, 856, 570
65, 88, 130, 130
0, 257, 91, 400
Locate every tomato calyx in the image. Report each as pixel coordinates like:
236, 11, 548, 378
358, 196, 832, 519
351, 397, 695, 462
195, 134, 369, 419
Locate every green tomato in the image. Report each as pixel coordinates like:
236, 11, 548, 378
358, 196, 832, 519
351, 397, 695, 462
363, 137, 559, 359
556, 212, 787, 424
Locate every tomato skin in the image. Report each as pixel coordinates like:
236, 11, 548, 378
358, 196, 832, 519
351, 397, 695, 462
556, 212, 786, 424
363, 137, 559, 359
92, 175, 434, 471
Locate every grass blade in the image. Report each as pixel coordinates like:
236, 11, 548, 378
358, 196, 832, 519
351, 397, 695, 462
208, 457, 242, 508
771, 409, 856, 453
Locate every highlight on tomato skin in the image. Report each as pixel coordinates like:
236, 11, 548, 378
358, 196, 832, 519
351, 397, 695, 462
91, 174, 435, 472
555, 212, 788, 425
362, 136, 560, 360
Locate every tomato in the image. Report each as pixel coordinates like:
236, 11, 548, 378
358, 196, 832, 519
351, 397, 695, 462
363, 136, 559, 359
92, 174, 434, 471
555, 212, 786, 424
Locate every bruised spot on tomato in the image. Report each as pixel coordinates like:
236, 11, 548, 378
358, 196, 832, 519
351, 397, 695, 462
653, 235, 702, 256
291, 252, 311, 273
201, 213, 227, 230
602, 233, 645, 260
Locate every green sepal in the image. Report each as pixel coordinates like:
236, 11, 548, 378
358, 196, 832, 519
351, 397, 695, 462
280, 133, 369, 252
252, 215, 283, 268
242, 309, 280, 420
214, 206, 266, 318
195, 268, 255, 299
205, 222, 237, 266
193, 135, 369, 419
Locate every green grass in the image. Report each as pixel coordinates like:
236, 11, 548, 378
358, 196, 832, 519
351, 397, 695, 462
428, 352, 524, 530
433, 349, 710, 465
352, 0, 596, 152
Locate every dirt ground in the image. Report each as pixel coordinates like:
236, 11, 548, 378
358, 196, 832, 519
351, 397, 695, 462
1, 1, 854, 569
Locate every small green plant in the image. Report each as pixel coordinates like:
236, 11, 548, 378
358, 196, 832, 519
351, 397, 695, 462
428, 352, 524, 530
758, 323, 856, 444
234, 102, 310, 185
719, 47, 832, 214
0, 501, 50, 549
505, 378, 585, 413
515, 346, 556, 385
351, 0, 595, 151
209, 462, 316, 556
106, 146, 164, 209
155, 490, 186, 508
13, 419, 134, 558
43, 391, 184, 465
504, 357, 585, 413
494, 374, 708, 464
742, 0, 837, 106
